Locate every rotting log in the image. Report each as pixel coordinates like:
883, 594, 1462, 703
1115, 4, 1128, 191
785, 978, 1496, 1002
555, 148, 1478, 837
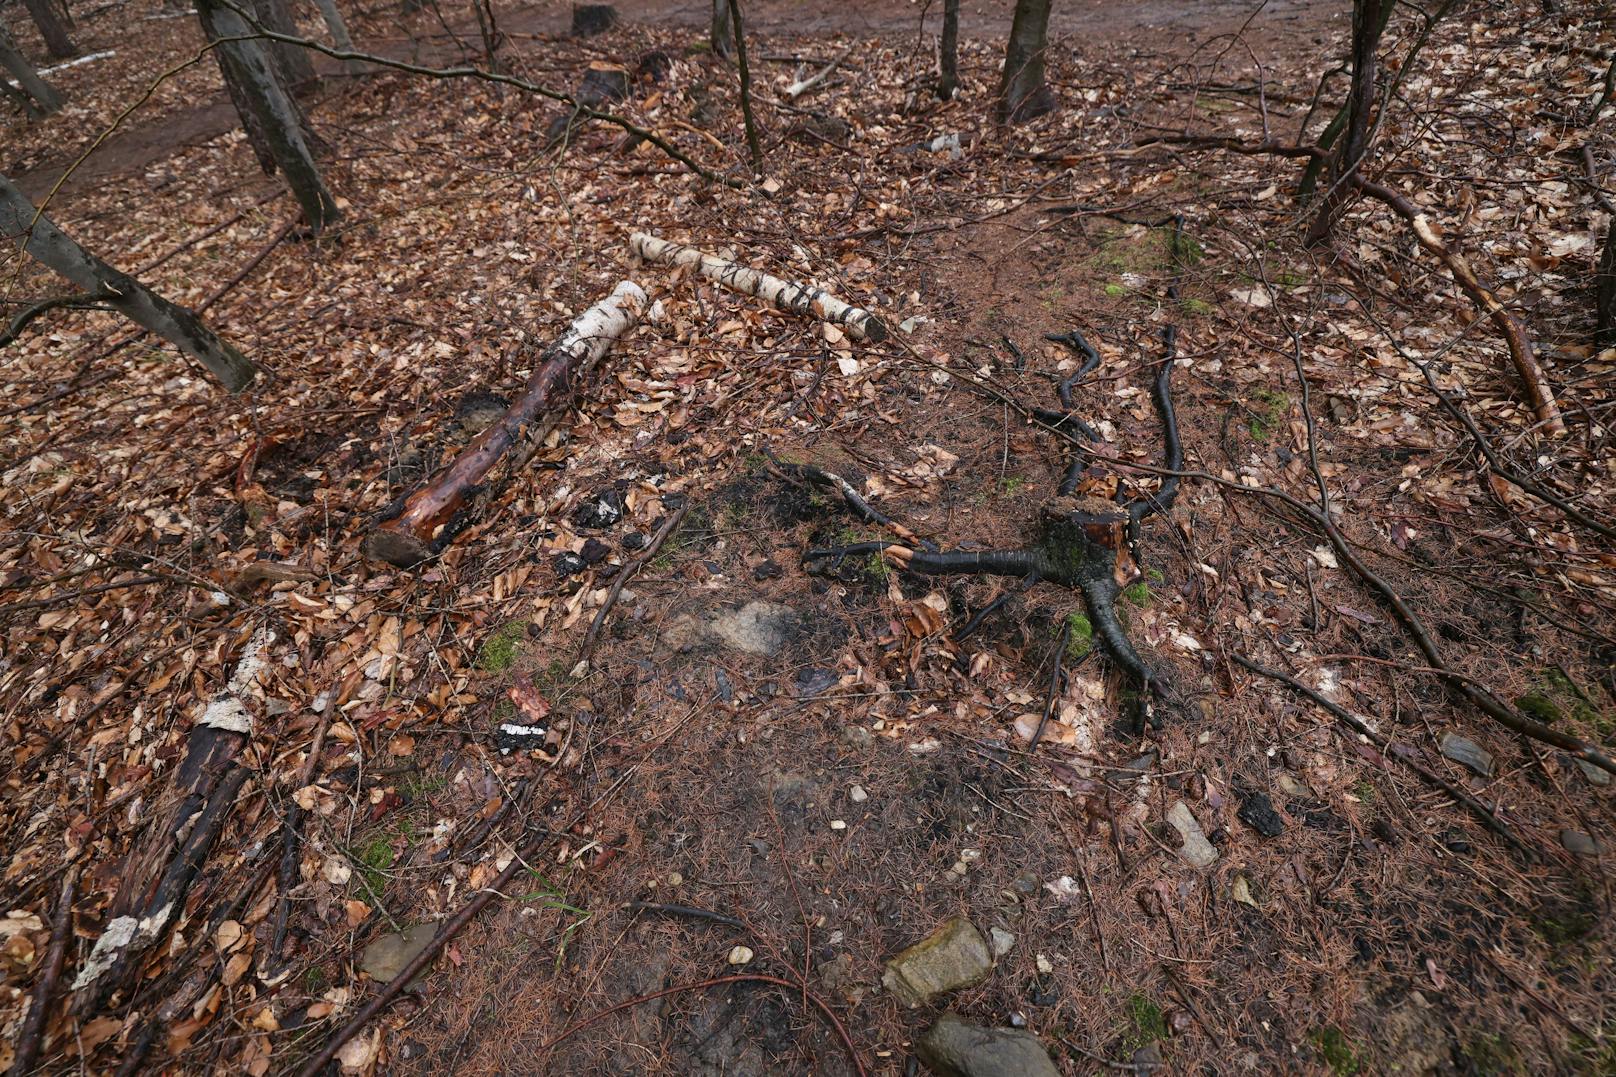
364, 280, 648, 567
630, 231, 887, 342
71, 627, 274, 1013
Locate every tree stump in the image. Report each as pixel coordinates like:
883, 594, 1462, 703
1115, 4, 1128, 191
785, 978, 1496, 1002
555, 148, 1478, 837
571, 3, 616, 36
544, 61, 630, 147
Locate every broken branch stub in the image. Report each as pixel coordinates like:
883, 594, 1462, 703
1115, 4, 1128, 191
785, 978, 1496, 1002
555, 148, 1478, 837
629, 231, 887, 342
364, 280, 647, 568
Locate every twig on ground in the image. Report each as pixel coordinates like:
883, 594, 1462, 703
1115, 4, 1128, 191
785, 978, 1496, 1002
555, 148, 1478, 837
9, 867, 77, 1077
626, 901, 746, 930
1232, 656, 1531, 854
578, 502, 691, 666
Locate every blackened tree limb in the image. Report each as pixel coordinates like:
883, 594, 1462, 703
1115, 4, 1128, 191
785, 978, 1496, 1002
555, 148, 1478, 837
767, 449, 935, 550
0, 22, 64, 113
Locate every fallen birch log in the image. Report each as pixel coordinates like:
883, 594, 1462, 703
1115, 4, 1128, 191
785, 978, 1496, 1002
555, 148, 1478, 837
629, 231, 887, 342
783, 42, 853, 101
364, 280, 648, 567
71, 627, 273, 1013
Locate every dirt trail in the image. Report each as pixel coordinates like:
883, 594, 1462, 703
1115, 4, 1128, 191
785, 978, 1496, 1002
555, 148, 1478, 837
13, 0, 1338, 201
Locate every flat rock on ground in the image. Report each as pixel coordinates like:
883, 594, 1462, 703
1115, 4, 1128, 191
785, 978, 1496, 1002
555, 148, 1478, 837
915, 1011, 1060, 1077
882, 917, 993, 1007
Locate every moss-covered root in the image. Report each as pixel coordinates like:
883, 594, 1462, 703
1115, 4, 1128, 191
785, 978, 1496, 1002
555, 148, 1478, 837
1079, 575, 1158, 693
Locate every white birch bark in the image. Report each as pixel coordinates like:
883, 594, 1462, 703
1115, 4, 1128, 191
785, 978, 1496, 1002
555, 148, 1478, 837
629, 232, 887, 343
783, 42, 853, 101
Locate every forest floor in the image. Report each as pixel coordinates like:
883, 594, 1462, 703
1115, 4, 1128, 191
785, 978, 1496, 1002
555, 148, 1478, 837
3, 0, 1616, 1074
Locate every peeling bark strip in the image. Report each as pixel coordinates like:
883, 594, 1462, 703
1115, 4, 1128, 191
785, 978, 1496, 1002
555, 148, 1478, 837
630, 232, 887, 342
71, 628, 273, 1011
364, 281, 648, 567
0, 174, 257, 390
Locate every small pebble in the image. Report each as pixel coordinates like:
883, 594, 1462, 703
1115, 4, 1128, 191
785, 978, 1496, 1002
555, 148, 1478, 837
849, 784, 868, 803
727, 945, 754, 965
830, 819, 847, 831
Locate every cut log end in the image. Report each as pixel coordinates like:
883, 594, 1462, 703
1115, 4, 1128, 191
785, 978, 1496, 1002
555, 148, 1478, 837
856, 316, 889, 344
363, 528, 433, 568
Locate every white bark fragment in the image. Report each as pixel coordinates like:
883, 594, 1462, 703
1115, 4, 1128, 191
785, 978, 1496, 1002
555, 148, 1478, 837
783, 42, 854, 101
198, 626, 274, 733
552, 280, 648, 371
72, 916, 138, 989
629, 232, 887, 342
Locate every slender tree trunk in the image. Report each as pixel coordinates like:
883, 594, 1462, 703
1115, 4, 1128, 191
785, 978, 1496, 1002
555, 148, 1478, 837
0, 22, 64, 113
726, 0, 762, 172
710, 0, 733, 58
936, 0, 959, 99
1598, 218, 1616, 349
54, 0, 74, 31
310, 0, 362, 74
997, 0, 1055, 123
471, 0, 500, 73
195, 0, 339, 233
197, 3, 279, 173
22, 0, 77, 59
1305, 0, 1386, 247
0, 174, 257, 390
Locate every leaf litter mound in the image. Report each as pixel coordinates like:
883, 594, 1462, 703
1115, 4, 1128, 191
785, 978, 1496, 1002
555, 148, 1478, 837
2, 0, 1615, 1073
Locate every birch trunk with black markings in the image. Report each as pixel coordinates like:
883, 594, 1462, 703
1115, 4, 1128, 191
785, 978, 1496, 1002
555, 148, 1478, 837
0, 174, 257, 390
630, 232, 888, 342
365, 281, 649, 567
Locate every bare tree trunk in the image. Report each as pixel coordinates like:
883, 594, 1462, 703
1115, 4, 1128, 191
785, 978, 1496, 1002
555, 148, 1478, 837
310, 0, 363, 74
22, 0, 77, 59
710, 0, 732, 58
254, 0, 316, 87
471, 0, 500, 72
0, 68, 43, 119
1, 173, 258, 391
726, 0, 762, 172
0, 22, 64, 113
936, 0, 959, 99
1305, 0, 1386, 247
1598, 218, 1616, 349
997, 0, 1055, 123
195, 0, 339, 233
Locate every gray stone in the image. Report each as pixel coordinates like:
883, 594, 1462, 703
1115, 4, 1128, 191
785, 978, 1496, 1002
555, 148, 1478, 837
1560, 829, 1602, 856
1439, 733, 1493, 777
989, 927, 1016, 957
1131, 1041, 1164, 1073
1167, 801, 1219, 868
915, 1011, 1060, 1077
1575, 759, 1611, 787
707, 600, 799, 656
360, 923, 438, 984
881, 917, 992, 1007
